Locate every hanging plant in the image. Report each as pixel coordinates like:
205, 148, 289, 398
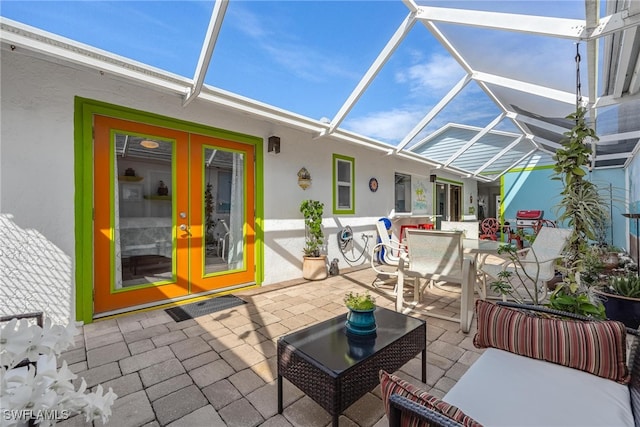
547, 106, 607, 318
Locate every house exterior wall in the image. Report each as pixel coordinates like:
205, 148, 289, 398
501, 166, 628, 251
1, 51, 477, 323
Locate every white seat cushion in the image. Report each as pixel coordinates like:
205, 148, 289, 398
443, 348, 634, 427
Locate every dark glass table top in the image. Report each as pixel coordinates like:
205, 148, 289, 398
279, 306, 425, 374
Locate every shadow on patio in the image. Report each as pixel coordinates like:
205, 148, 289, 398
58, 266, 484, 427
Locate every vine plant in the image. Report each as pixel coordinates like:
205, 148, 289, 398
547, 106, 607, 317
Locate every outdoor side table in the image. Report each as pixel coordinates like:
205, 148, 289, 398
277, 307, 426, 426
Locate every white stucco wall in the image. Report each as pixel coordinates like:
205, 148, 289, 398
1, 50, 477, 321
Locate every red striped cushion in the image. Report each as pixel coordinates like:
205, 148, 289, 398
379, 370, 483, 427
473, 300, 630, 384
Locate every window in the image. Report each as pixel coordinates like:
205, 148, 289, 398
333, 154, 354, 214
394, 173, 411, 213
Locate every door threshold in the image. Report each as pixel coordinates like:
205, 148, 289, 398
93, 282, 258, 321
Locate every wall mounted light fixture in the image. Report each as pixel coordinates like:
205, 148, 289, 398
297, 167, 311, 190
268, 136, 281, 154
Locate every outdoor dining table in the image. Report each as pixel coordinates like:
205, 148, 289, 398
463, 238, 513, 300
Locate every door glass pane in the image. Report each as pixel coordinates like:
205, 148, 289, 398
436, 183, 447, 225
115, 133, 174, 288
450, 185, 462, 222
203, 148, 244, 275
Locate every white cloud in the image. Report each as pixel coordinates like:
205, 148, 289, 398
396, 53, 465, 95
344, 109, 426, 142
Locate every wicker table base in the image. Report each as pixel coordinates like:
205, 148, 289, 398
277, 307, 426, 426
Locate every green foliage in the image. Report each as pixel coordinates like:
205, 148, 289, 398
300, 199, 324, 257
489, 244, 547, 304
344, 291, 376, 310
551, 106, 608, 273
607, 275, 640, 299
204, 183, 216, 246
547, 106, 609, 318
546, 286, 606, 318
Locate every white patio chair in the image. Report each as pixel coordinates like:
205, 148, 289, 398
440, 221, 479, 239
479, 227, 572, 304
397, 229, 476, 333
370, 218, 406, 290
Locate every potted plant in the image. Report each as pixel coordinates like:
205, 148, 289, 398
601, 246, 623, 270
300, 199, 327, 280
594, 274, 640, 329
344, 291, 377, 335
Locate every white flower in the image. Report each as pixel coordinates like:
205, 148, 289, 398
0, 317, 117, 425
0, 318, 34, 367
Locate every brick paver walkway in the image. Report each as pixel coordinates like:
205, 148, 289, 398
57, 267, 484, 427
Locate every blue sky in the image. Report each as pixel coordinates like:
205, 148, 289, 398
1, 1, 588, 145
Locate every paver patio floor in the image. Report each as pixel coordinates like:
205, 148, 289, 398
57, 266, 485, 427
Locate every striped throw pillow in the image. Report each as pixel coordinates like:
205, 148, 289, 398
379, 370, 483, 427
473, 300, 630, 384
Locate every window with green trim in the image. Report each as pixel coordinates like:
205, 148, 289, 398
333, 154, 355, 214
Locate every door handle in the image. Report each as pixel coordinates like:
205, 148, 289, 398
179, 224, 188, 231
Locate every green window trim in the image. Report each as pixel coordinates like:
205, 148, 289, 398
332, 153, 355, 215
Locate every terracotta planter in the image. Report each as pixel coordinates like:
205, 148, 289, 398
594, 289, 640, 329
602, 252, 620, 270
302, 255, 327, 280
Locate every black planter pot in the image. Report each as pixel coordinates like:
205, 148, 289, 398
595, 289, 640, 329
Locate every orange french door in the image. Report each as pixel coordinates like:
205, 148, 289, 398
189, 133, 255, 294
93, 116, 255, 314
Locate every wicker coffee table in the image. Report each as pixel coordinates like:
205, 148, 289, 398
277, 306, 426, 426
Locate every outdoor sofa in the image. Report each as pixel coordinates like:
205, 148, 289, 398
381, 300, 640, 427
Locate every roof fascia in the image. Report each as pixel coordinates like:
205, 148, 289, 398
415, 6, 585, 40
322, 11, 417, 137
183, 0, 228, 107
0, 18, 190, 94
442, 113, 505, 167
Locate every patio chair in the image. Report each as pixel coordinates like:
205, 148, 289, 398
397, 229, 476, 333
440, 220, 479, 239
533, 219, 557, 235
370, 218, 407, 289
479, 218, 499, 240
479, 227, 572, 304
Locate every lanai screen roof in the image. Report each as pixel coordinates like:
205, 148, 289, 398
1, 0, 639, 182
